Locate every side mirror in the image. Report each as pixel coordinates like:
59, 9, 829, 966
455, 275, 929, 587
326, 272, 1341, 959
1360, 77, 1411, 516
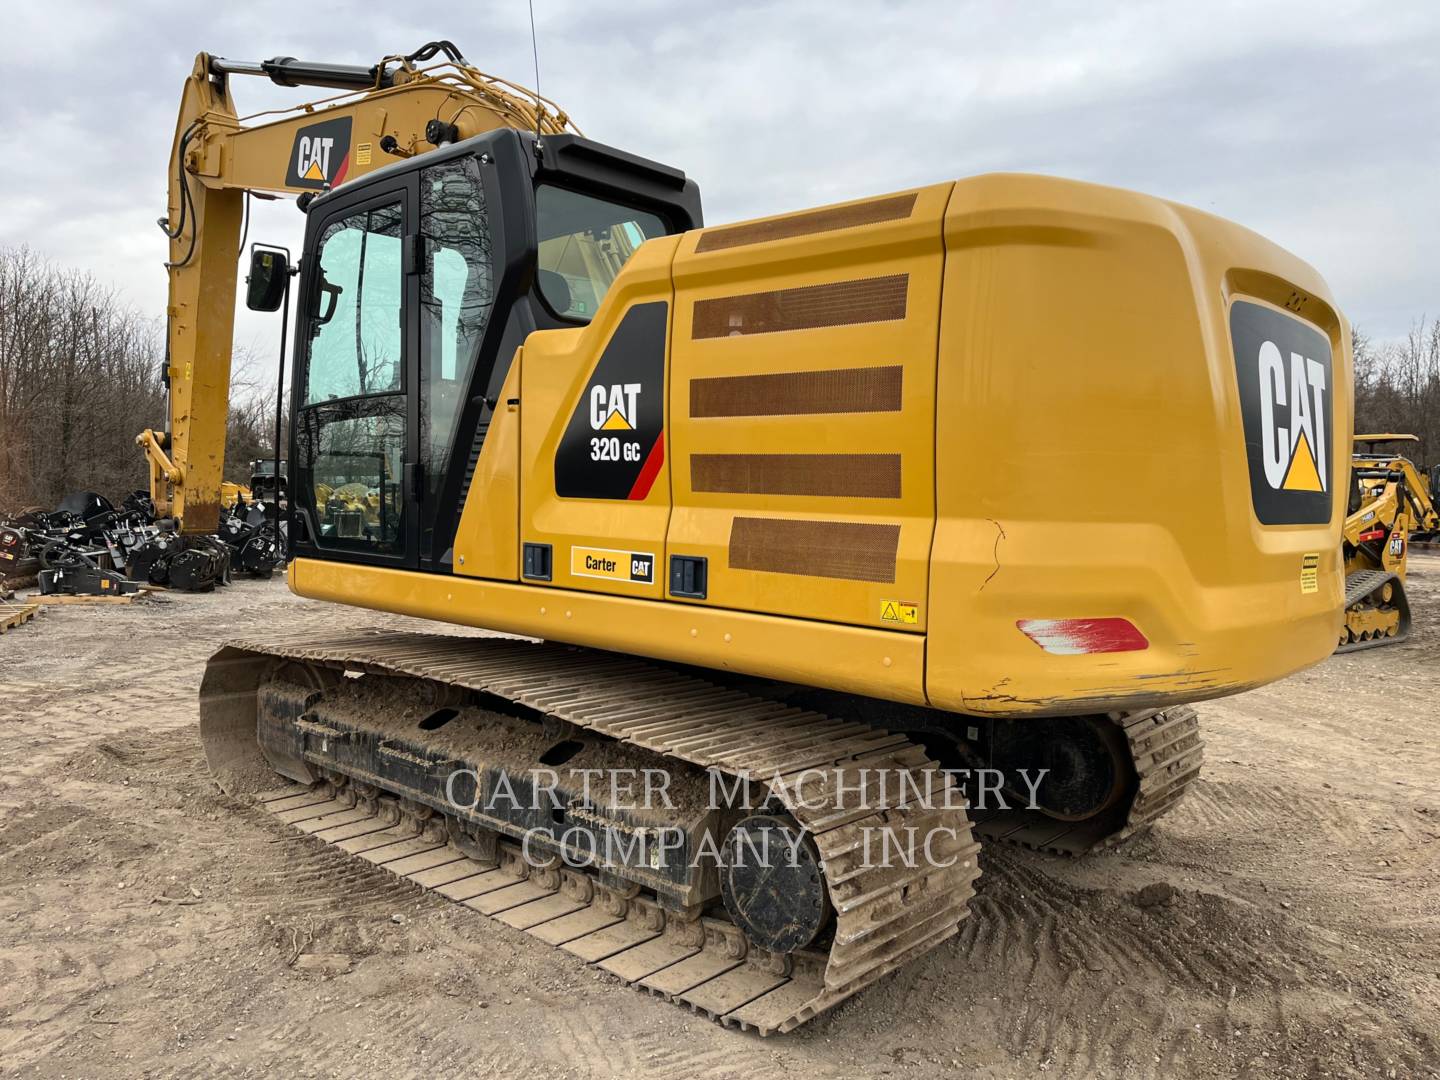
245, 247, 290, 311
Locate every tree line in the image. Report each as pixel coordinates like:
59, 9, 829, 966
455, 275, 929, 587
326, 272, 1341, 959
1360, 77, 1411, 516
1, 243, 1437, 514
0, 246, 279, 513
1353, 325, 1440, 457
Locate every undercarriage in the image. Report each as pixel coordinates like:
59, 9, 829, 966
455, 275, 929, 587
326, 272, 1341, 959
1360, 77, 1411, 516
201, 630, 1203, 1034
1337, 569, 1411, 652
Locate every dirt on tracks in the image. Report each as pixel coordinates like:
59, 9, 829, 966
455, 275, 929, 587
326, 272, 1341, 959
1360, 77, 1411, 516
1, 562, 1437, 1079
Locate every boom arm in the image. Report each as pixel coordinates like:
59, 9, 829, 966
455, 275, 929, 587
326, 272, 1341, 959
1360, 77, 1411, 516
1349, 442, 1440, 540
141, 44, 578, 533
1342, 480, 1403, 546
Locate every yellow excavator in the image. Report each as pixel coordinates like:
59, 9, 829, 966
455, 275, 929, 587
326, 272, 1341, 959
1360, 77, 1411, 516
1338, 434, 1439, 650
150, 43, 1352, 1033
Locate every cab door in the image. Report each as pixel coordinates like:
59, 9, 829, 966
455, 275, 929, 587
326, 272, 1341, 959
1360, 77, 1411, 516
291, 179, 420, 569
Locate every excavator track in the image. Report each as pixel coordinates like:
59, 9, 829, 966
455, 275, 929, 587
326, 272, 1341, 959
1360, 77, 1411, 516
201, 629, 983, 1035
968, 706, 1204, 855
1337, 569, 1411, 652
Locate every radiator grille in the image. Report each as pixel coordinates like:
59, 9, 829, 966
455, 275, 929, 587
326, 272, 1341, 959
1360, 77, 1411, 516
689, 365, 903, 418
692, 454, 901, 499
694, 193, 918, 253
728, 517, 901, 584
691, 275, 908, 339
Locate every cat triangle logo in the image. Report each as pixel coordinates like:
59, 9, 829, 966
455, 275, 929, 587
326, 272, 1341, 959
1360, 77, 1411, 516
1282, 430, 1324, 492
589, 383, 642, 431
600, 409, 633, 431
1255, 338, 1328, 495
302, 159, 326, 182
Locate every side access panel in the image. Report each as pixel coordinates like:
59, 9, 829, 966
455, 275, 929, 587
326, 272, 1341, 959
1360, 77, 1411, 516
666, 184, 952, 632
519, 235, 679, 598
454, 353, 522, 581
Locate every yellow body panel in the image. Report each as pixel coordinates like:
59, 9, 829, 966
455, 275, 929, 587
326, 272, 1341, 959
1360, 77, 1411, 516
453, 357, 522, 581
293, 173, 1352, 720
926, 175, 1349, 713
666, 184, 950, 631
290, 557, 925, 703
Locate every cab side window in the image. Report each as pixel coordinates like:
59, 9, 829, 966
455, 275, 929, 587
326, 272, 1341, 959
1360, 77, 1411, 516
536, 186, 667, 321
304, 204, 404, 402
419, 158, 494, 521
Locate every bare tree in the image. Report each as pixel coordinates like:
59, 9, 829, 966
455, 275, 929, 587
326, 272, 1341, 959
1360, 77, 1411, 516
0, 247, 166, 510
0, 245, 286, 512
1353, 319, 1440, 462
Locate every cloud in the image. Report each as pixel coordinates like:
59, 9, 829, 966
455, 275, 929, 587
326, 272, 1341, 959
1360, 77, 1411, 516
2, 0, 1434, 389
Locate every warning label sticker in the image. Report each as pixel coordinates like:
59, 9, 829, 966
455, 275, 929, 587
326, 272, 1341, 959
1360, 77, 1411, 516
571, 546, 656, 585
1300, 552, 1320, 594
880, 600, 919, 625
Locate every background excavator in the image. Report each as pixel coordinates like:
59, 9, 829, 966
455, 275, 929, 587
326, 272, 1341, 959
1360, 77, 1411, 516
1338, 433, 1439, 650
150, 42, 1353, 1034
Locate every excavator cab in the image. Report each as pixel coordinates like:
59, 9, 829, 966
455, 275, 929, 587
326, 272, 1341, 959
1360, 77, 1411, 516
275, 130, 701, 573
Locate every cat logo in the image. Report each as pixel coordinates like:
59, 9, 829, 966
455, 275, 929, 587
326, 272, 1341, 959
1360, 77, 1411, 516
1256, 340, 1328, 494
1231, 300, 1335, 526
589, 383, 642, 431
285, 117, 353, 190
297, 137, 335, 182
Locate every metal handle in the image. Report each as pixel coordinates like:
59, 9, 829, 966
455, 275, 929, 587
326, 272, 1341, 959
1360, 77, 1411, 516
295, 716, 347, 742
377, 739, 458, 770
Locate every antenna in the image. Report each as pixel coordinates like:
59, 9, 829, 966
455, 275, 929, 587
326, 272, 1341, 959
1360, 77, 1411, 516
527, 0, 544, 151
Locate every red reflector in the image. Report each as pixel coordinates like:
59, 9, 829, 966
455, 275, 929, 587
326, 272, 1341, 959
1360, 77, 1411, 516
1016, 617, 1149, 655
1358, 528, 1386, 542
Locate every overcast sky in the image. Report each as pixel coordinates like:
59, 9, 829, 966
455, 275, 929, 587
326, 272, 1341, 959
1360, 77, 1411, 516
3, 0, 1436, 393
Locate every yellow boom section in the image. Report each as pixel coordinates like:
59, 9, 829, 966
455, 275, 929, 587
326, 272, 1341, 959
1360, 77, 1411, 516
141, 46, 577, 533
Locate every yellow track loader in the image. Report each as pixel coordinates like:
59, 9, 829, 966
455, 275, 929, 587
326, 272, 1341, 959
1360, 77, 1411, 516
148, 43, 1353, 1033
1338, 434, 1439, 650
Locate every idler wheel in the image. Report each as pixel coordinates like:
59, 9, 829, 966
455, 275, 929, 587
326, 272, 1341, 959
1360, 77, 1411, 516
719, 814, 831, 954
992, 715, 1133, 822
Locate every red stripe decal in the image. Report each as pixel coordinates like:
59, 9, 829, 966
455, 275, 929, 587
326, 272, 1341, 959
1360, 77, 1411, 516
1016, 617, 1149, 655
627, 433, 665, 501
331, 152, 351, 186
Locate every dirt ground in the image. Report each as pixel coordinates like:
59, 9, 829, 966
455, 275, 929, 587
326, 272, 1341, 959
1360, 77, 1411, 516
2, 560, 1437, 1080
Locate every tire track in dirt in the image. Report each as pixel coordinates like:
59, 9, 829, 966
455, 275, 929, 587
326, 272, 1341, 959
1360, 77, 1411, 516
936, 844, 1439, 1079
1175, 776, 1438, 866
56, 734, 436, 923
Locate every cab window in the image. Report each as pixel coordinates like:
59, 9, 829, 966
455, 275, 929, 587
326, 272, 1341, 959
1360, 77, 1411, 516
296, 199, 407, 555
536, 186, 666, 322
304, 203, 404, 402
